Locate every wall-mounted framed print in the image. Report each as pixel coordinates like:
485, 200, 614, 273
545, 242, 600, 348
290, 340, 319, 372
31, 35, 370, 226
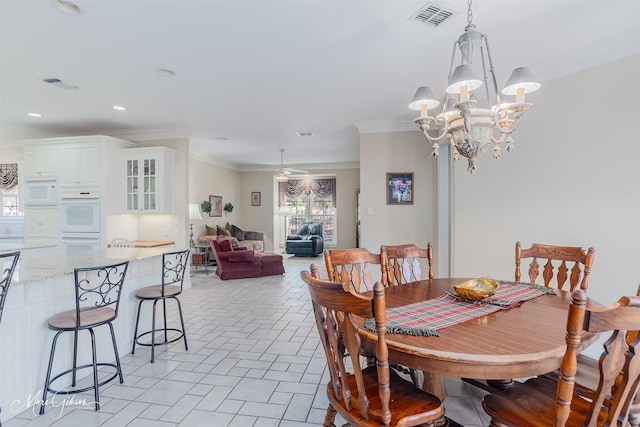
386, 172, 413, 205
209, 195, 223, 217
251, 192, 261, 206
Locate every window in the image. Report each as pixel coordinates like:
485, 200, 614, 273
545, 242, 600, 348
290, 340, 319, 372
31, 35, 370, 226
1, 187, 22, 216
279, 177, 337, 245
0, 163, 21, 217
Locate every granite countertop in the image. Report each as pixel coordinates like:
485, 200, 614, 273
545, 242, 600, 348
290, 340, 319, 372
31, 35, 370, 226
0, 242, 57, 253
10, 247, 172, 285
131, 240, 175, 248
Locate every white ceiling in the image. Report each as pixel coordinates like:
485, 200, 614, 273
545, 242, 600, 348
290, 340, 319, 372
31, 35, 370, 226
1, 0, 639, 171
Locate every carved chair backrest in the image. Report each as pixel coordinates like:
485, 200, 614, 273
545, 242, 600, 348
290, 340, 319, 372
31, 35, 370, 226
380, 243, 434, 286
556, 288, 640, 426
161, 250, 190, 294
73, 261, 129, 323
301, 269, 392, 425
515, 242, 594, 291
324, 248, 380, 293
0, 251, 20, 323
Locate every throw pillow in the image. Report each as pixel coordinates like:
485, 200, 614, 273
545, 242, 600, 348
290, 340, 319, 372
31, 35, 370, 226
231, 237, 240, 248
225, 222, 232, 232
231, 224, 245, 241
227, 250, 255, 262
205, 224, 217, 236
218, 238, 233, 252
217, 225, 232, 237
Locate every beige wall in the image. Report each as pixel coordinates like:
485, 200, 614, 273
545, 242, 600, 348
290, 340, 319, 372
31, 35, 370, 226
188, 157, 243, 246
452, 54, 640, 306
359, 131, 436, 276
189, 158, 359, 252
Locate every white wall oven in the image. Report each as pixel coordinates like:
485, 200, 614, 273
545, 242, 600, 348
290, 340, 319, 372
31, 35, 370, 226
60, 234, 102, 255
60, 192, 100, 234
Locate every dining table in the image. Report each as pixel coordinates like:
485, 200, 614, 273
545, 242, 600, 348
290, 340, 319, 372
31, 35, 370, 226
353, 277, 601, 405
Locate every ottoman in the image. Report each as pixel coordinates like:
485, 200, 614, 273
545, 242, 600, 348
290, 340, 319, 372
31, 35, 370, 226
257, 252, 285, 276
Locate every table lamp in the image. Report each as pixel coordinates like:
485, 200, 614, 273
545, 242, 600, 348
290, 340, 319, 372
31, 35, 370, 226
188, 203, 203, 247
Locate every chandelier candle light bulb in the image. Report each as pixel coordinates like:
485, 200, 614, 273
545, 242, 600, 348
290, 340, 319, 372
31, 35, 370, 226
409, 0, 540, 173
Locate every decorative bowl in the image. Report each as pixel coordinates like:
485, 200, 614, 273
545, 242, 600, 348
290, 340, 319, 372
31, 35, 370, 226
453, 278, 500, 301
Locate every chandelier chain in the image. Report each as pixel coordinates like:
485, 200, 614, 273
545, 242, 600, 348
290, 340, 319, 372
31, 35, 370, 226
466, 0, 473, 26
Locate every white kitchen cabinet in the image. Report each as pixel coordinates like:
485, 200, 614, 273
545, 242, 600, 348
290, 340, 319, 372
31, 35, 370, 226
124, 147, 175, 214
24, 209, 59, 239
58, 144, 101, 188
23, 146, 58, 178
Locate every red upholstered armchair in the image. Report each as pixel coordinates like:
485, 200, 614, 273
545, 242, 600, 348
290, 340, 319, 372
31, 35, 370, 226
210, 237, 261, 280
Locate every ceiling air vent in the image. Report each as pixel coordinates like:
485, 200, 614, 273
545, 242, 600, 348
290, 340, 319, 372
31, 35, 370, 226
42, 78, 78, 90
409, 2, 456, 28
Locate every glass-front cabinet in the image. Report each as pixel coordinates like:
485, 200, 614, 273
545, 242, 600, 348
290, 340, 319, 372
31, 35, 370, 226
123, 147, 175, 214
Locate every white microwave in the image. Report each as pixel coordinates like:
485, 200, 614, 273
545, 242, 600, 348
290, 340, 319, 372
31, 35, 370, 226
24, 179, 58, 206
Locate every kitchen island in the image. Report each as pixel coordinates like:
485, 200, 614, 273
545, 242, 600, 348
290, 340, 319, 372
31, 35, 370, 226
0, 246, 190, 421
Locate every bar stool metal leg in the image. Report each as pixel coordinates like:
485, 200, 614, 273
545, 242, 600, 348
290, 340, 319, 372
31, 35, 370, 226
174, 296, 189, 350
40, 331, 63, 415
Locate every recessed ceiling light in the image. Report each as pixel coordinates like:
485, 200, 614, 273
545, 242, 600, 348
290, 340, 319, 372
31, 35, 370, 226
52, 0, 82, 15
157, 68, 176, 77
27, 112, 43, 118
296, 131, 313, 137
112, 105, 126, 111
210, 136, 229, 141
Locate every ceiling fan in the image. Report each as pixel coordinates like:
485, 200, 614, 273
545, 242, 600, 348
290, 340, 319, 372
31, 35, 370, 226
263, 149, 308, 180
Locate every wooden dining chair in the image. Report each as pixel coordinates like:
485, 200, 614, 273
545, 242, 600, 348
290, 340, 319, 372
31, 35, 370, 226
515, 242, 595, 291
482, 287, 640, 427
301, 267, 445, 427
464, 242, 596, 394
380, 243, 434, 286
324, 248, 381, 293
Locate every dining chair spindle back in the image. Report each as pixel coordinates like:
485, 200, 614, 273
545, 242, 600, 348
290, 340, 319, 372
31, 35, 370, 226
301, 268, 445, 427
324, 248, 380, 293
515, 242, 594, 292
380, 243, 434, 286
482, 287, 640, 427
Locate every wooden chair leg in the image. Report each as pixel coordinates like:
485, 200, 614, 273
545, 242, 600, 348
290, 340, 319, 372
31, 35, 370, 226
323, 404, 337, 427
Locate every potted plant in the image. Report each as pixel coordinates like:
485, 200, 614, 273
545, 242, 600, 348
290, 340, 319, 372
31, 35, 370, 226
201, 200, 212, 214
224, 202, 234, 213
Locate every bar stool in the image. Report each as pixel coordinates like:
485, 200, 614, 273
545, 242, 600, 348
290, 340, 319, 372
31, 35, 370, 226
0, 251, 20, 427
40, 261, 129, 415
131, 249, 189, 363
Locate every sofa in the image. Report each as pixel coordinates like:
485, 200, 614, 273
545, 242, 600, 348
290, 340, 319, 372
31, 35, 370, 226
198, 222, 265, 252
285, 221, 324, 257
210, 237, 285, 280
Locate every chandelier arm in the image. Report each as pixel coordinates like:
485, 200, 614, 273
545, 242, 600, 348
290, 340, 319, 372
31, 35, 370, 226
421, 126, 451, 143
491, 132, 508, 144
494, 115, 524, 135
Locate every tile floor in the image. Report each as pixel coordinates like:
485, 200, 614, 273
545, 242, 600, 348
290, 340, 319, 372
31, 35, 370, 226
6, 255, 491, 426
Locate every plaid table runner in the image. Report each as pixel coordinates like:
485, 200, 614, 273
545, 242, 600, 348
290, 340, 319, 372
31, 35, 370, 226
364, 281, 555, 337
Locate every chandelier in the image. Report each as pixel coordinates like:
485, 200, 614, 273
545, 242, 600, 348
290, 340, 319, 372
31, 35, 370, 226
276, 172, 288, 182
409, 0, 541, 173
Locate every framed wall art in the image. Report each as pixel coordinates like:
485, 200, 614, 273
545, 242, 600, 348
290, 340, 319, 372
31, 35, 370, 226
386, 172, 413, 205
251, 192, 261, 206
209, 195, 223, 217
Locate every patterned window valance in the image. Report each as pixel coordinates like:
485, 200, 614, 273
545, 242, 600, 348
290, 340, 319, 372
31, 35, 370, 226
0, 164, 18, 190
278, 178, 336, 207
